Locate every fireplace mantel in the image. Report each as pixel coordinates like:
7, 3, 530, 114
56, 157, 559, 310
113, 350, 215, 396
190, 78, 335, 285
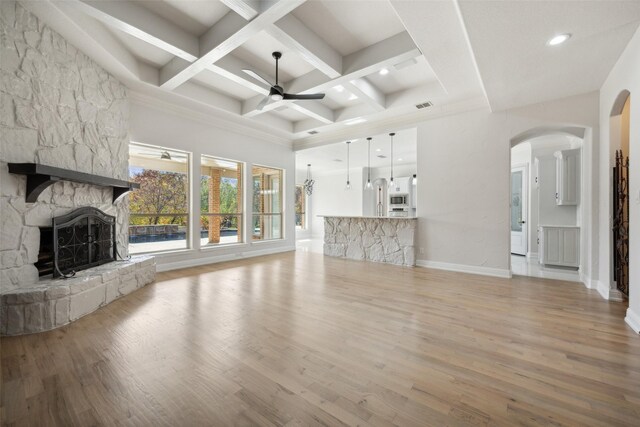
8, 163, 140, 203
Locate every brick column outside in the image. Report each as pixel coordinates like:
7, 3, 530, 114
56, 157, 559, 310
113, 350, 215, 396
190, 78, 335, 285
208, 168, 221, 244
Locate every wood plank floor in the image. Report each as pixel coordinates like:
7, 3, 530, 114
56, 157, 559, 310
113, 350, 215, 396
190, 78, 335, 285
2, 251, 639, 426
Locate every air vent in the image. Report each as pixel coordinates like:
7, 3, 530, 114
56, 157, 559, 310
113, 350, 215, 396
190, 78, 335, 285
415, 101, 433, 109
377, 155, 387, 159
333, 159, 343, 163
308, 130, 319, 135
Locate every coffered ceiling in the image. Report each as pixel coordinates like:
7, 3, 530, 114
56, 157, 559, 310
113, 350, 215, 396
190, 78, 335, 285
19, 1, 640, 146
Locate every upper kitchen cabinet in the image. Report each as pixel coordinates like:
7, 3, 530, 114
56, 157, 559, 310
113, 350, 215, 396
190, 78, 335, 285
554, 148, 580, 205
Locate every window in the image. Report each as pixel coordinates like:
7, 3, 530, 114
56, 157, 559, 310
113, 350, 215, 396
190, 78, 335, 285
128, 143, 189, 254
252, 165, 283, 241
200, 156, 243, 246
295, 185, 305, 229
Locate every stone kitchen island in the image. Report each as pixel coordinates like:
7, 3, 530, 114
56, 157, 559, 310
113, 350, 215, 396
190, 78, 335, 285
321, 216, 417, 266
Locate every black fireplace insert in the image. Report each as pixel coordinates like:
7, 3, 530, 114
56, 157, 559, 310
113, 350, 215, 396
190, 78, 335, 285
36, 207, 117, 278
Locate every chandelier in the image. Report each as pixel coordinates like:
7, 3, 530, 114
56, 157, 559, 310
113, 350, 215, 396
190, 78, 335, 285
303, 163, 314, 196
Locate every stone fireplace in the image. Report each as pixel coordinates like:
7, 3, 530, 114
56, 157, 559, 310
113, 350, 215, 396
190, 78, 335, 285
0, 2, 155, 335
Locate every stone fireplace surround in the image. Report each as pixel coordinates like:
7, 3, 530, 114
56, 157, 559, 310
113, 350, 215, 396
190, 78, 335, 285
0, 2, 156, 335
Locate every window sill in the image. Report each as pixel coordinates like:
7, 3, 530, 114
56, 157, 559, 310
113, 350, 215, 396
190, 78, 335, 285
199, 242, 248, 251
250, 239, 285, 245
131, 248, 195, 257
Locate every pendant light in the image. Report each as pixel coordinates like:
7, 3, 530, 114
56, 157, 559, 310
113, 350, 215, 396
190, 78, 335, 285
303, 164, 314, 196
365, 137, 373, 189
388, 132, 395, 188
412, 173, 417, 186
345, 141, 351, 190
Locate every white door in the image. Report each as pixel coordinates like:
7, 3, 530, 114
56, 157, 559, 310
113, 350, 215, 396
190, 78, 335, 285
510, 166, 528, 255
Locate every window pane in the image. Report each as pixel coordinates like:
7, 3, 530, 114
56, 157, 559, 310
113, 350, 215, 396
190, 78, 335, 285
200, 215, 242, 245
201, 156, 243, 246
252, 214, 282, 240
128, 144, 189, 254
252, 165, 283, 241
295, 185, 305, 229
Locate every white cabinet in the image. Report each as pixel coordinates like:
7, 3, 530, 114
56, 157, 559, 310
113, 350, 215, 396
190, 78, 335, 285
554, 149, 580, 205
539, 226, 580, 268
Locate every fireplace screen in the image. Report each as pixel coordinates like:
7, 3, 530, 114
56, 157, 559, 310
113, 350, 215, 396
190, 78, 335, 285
37, 207, 117, 278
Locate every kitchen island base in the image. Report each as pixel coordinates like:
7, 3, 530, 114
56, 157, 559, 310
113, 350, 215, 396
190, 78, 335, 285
322, 216, 417, 266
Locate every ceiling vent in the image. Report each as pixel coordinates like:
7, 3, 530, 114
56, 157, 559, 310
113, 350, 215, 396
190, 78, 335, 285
308, 130, 319, 135
415, 101, 433, 109
333, 159, 343, 162
377, 155, 387, 159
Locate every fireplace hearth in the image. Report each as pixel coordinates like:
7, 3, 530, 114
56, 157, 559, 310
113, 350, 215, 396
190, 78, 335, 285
37, 207, 118, 278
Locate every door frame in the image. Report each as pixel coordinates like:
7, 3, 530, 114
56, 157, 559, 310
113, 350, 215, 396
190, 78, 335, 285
510, 163, 528, 256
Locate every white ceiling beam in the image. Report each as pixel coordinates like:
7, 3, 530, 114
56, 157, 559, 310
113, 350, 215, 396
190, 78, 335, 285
266, 14, 342, 78
242, 31, 421, 116
160, 0, 305, 90
287, 101, 334, 124
74, 0, 199, 62
207, 55, 274, 96
22, 0, 140, 81
174, 81, 241, 115
345, 79, 386, 112
219, 0, 262, 20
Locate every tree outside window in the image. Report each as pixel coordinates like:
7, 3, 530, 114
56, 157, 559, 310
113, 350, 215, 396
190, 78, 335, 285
200, 156, 243, 246
128, 143, 190, 253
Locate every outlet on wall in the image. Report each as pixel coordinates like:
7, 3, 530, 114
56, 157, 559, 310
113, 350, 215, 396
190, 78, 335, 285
419, 247, 425, 255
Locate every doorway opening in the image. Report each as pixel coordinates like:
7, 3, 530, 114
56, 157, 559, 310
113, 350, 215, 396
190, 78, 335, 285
609, 90, 631, 302
510, 129, 586, 282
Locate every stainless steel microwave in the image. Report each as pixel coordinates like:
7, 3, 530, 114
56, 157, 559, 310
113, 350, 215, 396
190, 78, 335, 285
389, 195, 408, 206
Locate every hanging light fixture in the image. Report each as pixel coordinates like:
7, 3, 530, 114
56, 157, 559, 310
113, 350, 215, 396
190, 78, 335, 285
303, 164, 314, 196
345, 141, 351, 190
412, 173, 417, 186
388, 132, 395, 188
365, 137, 373, 189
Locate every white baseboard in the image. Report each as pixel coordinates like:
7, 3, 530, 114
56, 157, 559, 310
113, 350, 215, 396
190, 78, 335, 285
595, 280, 626, 302
625, 307, 640, 334
156, 246, 296, 272
597, 280, 610, 299
579, 272, 595, 289
416, 260, 512, 278
526, 252, 538, 260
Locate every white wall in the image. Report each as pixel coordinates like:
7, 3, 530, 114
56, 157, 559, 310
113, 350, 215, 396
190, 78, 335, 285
129, 98, 296, 271
599, 27, 640, 332
308, 168, 364, 238
416, 91, 599, 278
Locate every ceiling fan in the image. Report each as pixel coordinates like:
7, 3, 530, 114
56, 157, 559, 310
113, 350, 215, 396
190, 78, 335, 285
242, 51, 325, 110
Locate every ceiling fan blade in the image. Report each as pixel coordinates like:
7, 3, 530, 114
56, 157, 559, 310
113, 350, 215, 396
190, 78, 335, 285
242, 69, 273, 87
283, 93, 325, 100
256, 95, 270, 111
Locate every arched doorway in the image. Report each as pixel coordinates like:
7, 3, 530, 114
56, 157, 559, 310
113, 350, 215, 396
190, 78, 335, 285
509, 126, 593, 284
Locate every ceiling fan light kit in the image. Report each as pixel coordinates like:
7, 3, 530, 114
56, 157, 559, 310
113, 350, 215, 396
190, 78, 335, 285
243, 52, 325, 111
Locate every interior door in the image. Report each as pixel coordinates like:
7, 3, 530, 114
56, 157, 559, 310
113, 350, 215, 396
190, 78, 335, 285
510, 166, 528, 255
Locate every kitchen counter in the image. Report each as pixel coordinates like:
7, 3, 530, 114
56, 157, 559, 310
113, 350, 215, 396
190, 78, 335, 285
319, 215, 417, 220
321, 215, 417, 266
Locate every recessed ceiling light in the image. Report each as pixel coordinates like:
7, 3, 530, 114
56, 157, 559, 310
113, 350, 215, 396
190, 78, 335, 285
376, 148, 381, 152
348, 93, 358, 101
335, 85, 344, 92
547, 33, 571, 46
379, 68, 389, 75
345, 118, 366, 126
398, 158, 403, 161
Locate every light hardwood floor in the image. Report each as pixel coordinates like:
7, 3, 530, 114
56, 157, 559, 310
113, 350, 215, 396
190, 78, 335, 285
2, 251, 639, 426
